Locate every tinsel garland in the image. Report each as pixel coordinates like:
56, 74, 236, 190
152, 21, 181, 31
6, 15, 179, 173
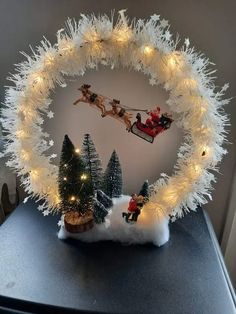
0, 10, 230, 219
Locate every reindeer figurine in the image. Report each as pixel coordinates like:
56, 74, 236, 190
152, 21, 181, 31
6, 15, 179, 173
103, 99, 133, 131
73, 84, 106, 116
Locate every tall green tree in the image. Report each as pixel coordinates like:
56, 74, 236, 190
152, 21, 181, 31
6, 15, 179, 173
58, 134, 93, 214
81, 134, 103, 192
102, 150, 123, 198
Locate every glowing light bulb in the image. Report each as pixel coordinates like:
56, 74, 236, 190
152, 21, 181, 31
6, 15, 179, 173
143, 46, 154, 55
166, 52, 183, 70
194, 164, 202, 175
60, 40, 75, 53
32, 73, 44, 84
63, 177, 67, 181
36, 76, 43, 83
169, 56, 176, 65
16, 130, 26, 139
75, 148, 80, 154
80, 174, 87, 181
85, 29, 100, 43
200, 106, 207, 114
113, 27, 132, 43
54, 195, 61, 205
70, 196, 76, 201
64, 164, 68, 168
21, 149, 30, 161
196, 126, 212, 136
176, 78, 198, 95
204, 127, 212, 135
165, 194, 179, 207
167, 56, 177, 69
44, 54, 55, 66
29, 72, 46, 89
189, 96, 208, 113
31, 169, 39, 179
19, 107, 34, 119
185, 79, 197, 88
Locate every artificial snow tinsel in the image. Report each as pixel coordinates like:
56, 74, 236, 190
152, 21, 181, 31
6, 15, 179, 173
0, 10, 230, 219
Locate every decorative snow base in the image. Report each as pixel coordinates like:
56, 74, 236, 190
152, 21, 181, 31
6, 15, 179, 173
58, 195, 170, 247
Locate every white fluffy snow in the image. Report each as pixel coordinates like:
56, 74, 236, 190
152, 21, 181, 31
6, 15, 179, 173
58, 195, 170, 247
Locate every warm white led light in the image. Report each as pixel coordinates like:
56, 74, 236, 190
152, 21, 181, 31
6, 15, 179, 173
143, 46, 154, 55
80, 174, 87, 181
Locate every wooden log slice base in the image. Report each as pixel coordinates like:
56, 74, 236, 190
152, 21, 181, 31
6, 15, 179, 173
64, 210, 94, 233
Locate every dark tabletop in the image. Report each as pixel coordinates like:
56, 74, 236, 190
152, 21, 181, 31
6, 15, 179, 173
0, 201, 235, 314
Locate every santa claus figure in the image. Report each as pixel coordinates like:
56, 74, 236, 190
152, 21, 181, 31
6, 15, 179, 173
122, 194, 144, 223
122, 194, 137, 223
145, 106, 161, 128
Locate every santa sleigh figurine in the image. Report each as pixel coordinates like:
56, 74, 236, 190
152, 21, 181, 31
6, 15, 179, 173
73, 84, 173, 144
131, 107, 174, 143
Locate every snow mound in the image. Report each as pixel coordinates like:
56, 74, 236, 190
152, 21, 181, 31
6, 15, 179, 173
58, 195, 169, 247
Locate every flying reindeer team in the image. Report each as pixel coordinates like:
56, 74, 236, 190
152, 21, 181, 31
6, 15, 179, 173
73, 84, 173, 140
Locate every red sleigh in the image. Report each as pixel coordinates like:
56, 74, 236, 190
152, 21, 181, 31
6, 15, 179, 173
131, 113, 173, 143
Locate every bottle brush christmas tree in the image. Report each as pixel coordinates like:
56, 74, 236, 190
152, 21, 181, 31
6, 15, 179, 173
102, 150, 123, 198
96, 189, 113, 208
58, 134, 94, 233
93, 199, 108, 224
82, 134, 103, 193
139, 180, 150, 199
92, 189, 112, 224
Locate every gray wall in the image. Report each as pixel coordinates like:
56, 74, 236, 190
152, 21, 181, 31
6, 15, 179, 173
0, 0, 235, 241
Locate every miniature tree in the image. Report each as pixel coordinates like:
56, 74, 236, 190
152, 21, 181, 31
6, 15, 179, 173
93, 199, 108, 224
102, 150, 123, 198
58, 134, 93, 214
81, 134, 103, 192
139, 180, 150, 198
96, 189, 113, 209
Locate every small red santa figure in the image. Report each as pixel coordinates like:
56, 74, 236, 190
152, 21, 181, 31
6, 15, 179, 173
122, 194, 144, 223
122, 194, 138, 223
145, 106, 161, 128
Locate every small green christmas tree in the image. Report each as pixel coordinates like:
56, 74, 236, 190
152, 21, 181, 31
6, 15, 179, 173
81, 134, 103, 192
58, 134, 93, 214
139, 180, 149, 198
96, 189, 113, 208
102, 150, 123, 198
93, 199, 108, 224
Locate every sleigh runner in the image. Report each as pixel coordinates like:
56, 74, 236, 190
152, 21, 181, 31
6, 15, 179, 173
131, 122, 154, 143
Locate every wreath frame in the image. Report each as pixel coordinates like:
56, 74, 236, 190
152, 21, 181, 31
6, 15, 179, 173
1, 10, 229, 218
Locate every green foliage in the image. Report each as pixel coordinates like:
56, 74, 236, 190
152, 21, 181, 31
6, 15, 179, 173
102, 150, 123, 198
81, 134, 103, 192
96, 189, 113, 208
139, 180, 149, 198
93, 199, 108, 224
58, 134, 93, 214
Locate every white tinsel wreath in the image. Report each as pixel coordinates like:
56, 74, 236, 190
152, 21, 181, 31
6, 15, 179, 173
1, 10, 230, 219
